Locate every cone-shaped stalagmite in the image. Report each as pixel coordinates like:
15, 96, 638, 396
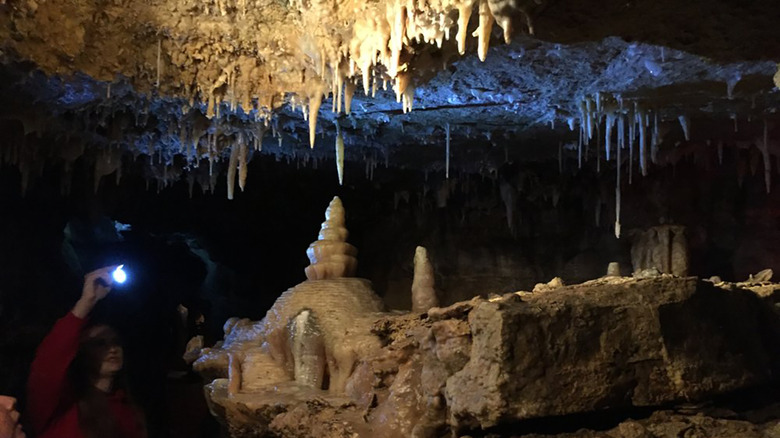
411, 246, 438, 312
304, 197, 358, 280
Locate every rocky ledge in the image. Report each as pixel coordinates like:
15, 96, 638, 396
193, 275, 780, 437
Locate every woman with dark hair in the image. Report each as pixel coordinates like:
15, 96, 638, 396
27, 266, 146, 438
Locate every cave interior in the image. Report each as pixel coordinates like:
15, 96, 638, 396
2, 0, 780, 436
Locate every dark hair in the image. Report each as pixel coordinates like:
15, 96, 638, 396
69, 325, 146, 438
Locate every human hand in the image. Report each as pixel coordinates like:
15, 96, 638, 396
0, 396, 25, 438
73, 265, 118, 319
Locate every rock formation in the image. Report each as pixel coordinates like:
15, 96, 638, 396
411, 246, 438, 312
630, 225, 689, 276
193, 197, 384, 401
304, 196, 358, 281
194, 270, 780, 437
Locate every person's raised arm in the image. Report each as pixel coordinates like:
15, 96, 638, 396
26, 266, 116, 434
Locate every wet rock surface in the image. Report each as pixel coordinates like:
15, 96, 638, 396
196, 276, 780, 437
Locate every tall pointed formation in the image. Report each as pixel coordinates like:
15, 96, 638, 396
304, 196, 359, 280
411, 246, 438, 312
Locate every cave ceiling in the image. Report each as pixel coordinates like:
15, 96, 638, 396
1, 0, 780, 194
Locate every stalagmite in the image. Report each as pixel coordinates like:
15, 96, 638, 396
335, 126, 345, 185
606, 262, 621, 277
762, 119, 771, 193
227, 143, 239, 200
304, 197, 358, 280
411, 246, 438, 312
445, 123, 451, 179
476, 0, 494, 62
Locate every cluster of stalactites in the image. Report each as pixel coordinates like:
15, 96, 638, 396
298, 0, 535, 148
571, 94, 695, 239
569, 93, 778, 239
304, 196, 359, 280
197, 0, 536, 151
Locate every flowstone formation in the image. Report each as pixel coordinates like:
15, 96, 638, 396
191, 197, 386, 430
630, 225, 689, 277
192, 201, 780, 438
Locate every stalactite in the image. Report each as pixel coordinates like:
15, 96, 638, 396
344, 81, 356, 115
558, 141, 563, 173
586, 98, 594, 141
227, 143, 239, 200
637, 105, 648, 176
578, 123, 583, 169
596, 123, 601, 173
615, 122, 622, 239
476, 0, 494, 62
651, 111, 659, 164
335, 125, 345, 186
445, 123, 451, 179
605, 113, 614, 161
499, 181, 515, 234
238, 136, 248, 192
308, 90, 323, 149
629, 109, 635, 184
678, 114, 691, 142
762, 119, 771, 193
156, 39, 162, 89
456, 2, 473, 55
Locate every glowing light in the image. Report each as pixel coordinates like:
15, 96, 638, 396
112, 265, 127, 284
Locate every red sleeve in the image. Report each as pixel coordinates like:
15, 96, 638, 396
26, 311, 86, 435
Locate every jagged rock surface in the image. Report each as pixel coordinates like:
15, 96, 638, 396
197, 276, 780, 437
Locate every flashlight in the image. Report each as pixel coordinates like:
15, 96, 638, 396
112, 265, 127, 284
